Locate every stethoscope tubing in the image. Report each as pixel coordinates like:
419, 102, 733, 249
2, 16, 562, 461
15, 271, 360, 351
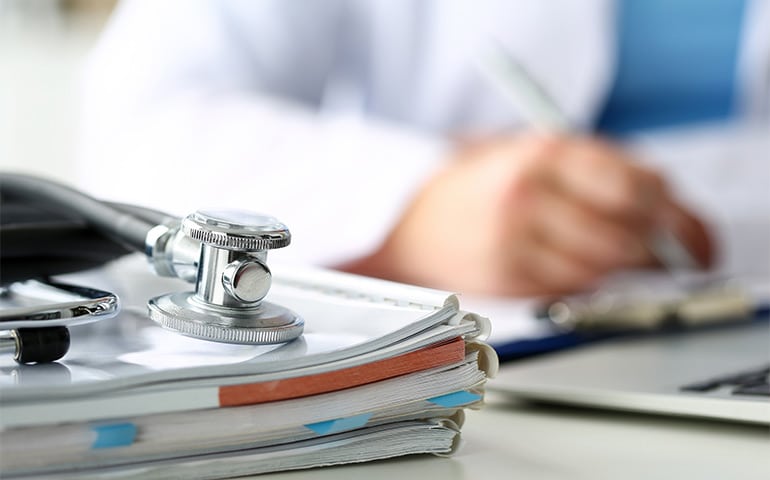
0, 173, 157, 252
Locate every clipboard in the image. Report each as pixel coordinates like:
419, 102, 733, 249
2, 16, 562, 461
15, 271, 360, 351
466, 271, 770, 361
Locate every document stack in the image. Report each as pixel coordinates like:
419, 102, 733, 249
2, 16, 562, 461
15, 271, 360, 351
0, 256, 497, 479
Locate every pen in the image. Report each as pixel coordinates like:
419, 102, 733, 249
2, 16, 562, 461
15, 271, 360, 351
475, 40, 698, 271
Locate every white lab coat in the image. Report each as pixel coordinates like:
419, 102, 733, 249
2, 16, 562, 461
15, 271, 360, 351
79, 0, 770, 268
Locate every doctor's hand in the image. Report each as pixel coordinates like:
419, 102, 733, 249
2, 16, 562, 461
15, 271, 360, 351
344, 133, 714, 296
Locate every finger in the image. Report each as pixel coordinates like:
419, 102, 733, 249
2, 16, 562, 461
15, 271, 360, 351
531, 186, 652, 270
505, 234, 604, 295
545, 138, 668, 220
659, 200, 716, 269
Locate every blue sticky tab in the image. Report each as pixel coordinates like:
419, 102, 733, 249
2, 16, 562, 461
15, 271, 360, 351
91, 423, 137, 449
428, 391, 482, 407
305, 413, 372, 435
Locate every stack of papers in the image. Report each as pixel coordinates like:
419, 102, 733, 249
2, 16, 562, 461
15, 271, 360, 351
0, 257, 497, 478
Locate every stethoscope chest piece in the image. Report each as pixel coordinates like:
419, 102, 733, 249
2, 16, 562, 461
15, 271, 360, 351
148, 292, 303, 344
147, 209, 304, 345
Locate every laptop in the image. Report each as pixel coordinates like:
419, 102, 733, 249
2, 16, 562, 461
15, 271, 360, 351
489, 321, 769, 424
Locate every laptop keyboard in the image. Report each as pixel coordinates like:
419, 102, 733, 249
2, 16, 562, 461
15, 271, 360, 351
681, 365, 770, 397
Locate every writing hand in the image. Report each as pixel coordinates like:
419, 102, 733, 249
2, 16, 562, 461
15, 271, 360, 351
344, 133, 713, 296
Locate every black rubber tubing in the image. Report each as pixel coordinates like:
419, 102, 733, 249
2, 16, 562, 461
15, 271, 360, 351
0, 172, 155, 252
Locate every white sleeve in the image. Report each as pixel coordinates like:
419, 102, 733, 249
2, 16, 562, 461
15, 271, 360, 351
78, 0, 449, 267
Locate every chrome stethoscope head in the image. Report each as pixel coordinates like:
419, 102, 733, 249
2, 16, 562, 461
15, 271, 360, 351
145, 209, 304, 345
0, 209, 304, 364
0, 173, 305, 363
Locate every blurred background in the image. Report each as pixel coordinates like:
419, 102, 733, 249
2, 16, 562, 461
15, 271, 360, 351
0, 0, 114, 182
1, 0, 767, 283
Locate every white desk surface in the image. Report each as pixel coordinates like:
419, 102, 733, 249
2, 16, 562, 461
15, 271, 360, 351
250, 391, 769, 480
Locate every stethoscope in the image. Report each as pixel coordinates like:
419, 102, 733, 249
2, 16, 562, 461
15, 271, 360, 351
0, 173, 304, 363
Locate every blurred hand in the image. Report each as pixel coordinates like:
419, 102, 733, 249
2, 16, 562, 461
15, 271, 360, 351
343, 132, 714, 296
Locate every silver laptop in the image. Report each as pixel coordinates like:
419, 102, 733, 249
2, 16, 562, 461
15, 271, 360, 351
490, 321, 769, 424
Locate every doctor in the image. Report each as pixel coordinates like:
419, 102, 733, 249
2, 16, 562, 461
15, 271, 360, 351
79, 0, 769, 296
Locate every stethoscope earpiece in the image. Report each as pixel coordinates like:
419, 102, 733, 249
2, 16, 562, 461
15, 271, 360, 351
0, 281, 119, 364
11, 327, 71, 364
